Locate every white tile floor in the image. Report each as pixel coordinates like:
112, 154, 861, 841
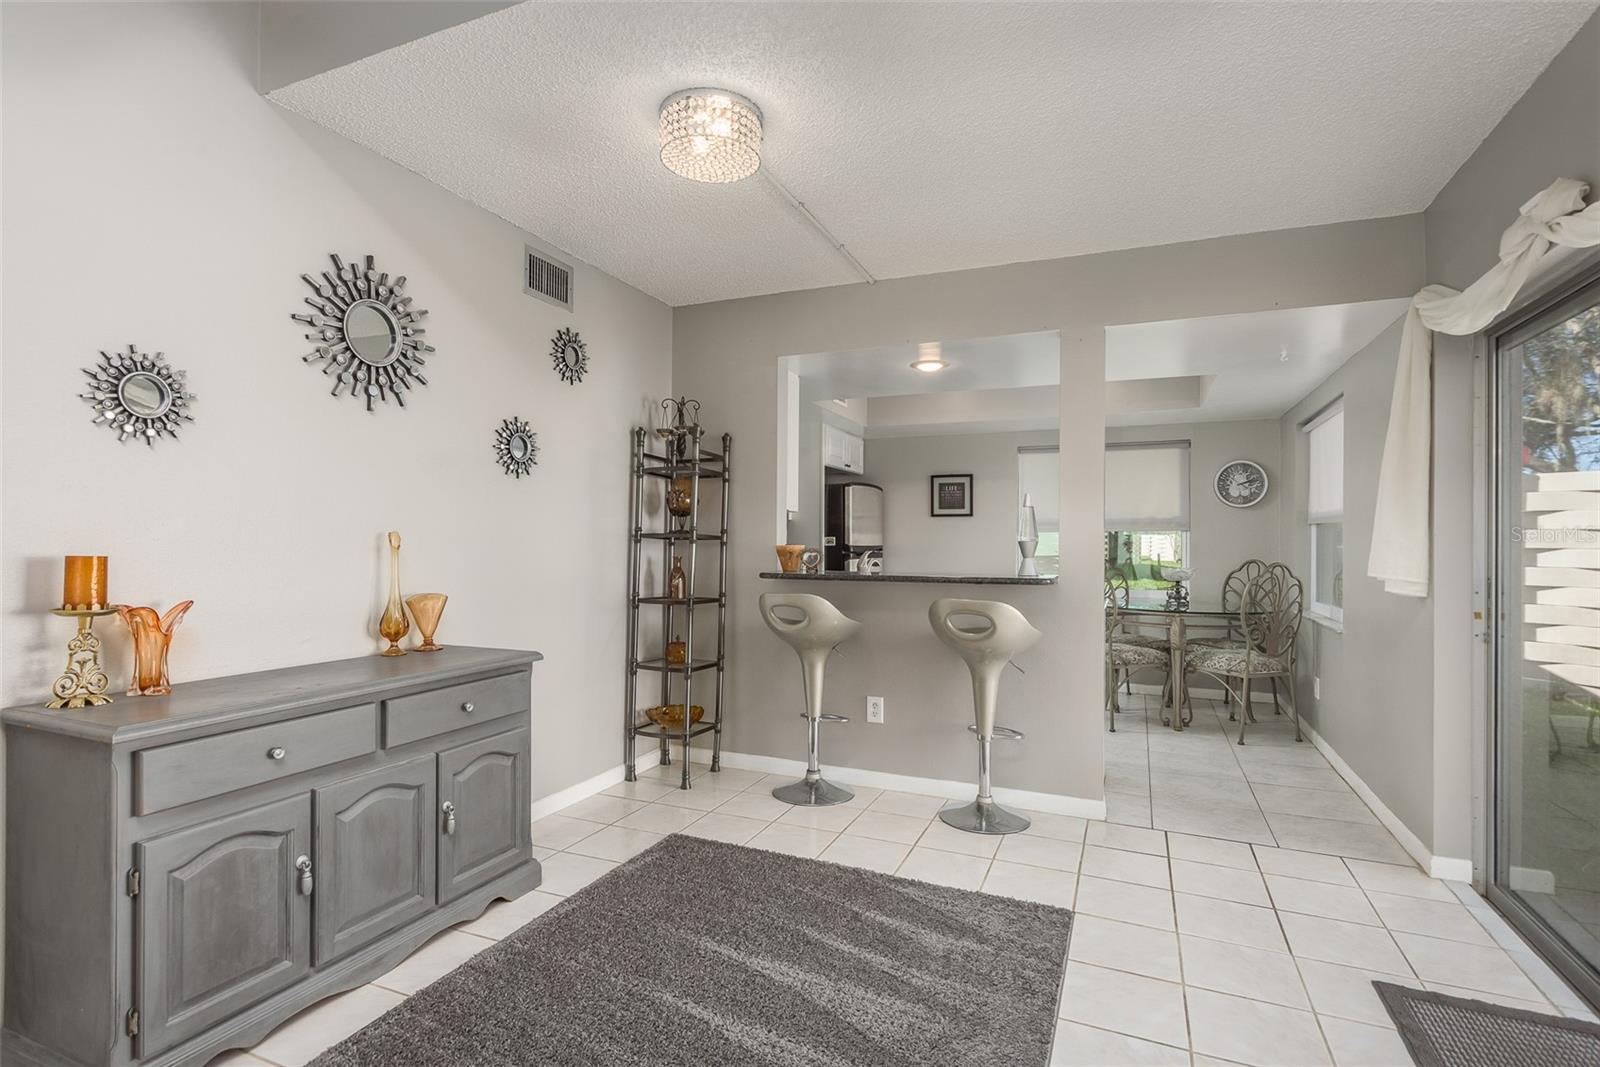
217, 692, 1596, 1067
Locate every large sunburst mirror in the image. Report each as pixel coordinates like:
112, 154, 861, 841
494, 416, 539, 478
550, 327, 588, 385
79, 345, 196, 446
292, 253, 433, 411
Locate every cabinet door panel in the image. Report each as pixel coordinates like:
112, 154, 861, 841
135, 795, 311, 1058
314, 755, 436, 963
438, 729, 529, 903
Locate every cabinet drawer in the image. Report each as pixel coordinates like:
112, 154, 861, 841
133, 704, 377, 815
382, 672, 526, 748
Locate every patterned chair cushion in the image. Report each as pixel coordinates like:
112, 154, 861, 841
1110, 642, 1168, 668
1117, 632, 1170, 649
1187, 636, 1241, 649
1186, 646, 1286, 675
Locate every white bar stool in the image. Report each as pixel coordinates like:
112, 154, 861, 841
928, 597, 1041, 834
758, 592, 859, 806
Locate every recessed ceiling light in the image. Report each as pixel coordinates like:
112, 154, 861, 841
909, 341, 948, 373
659, 88, 763, 184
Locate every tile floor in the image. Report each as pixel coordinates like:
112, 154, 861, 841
215, 692, 1596, 1067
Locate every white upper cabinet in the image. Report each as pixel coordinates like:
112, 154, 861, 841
822, 422, 864, 473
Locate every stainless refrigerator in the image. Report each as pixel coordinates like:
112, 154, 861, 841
824, 481, 884, 571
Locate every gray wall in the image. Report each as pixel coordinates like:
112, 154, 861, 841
1422, 8, 1600, 865
674, 215, 1423, 800
1106, 419, 1284, 602
865, 430, 1057, 576
1278, 319, 1437, 846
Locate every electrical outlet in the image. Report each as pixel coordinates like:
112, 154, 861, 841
866, 696, 885, 724
1313, 676, 1321, 700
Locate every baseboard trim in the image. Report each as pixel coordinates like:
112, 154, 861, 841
1301, 722, 1471, 881
530, 761, 632, 822
1511, 865, 1558, 895
685, 745, 1108, 820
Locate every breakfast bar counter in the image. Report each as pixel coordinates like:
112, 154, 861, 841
758, 571, 1057, 586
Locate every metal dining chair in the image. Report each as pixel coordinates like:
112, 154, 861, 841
1190, 559, 1268, 713
1105, 578, 1172, 732
1183, 563, 1304, 745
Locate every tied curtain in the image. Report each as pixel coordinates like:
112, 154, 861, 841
1370, 178, 1600, 597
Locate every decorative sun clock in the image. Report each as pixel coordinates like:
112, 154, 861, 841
1215, 459, 1269, 508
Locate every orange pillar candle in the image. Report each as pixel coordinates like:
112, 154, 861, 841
62, 555, 108, 610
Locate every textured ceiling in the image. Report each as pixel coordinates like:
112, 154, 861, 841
270, 2, 1596, 306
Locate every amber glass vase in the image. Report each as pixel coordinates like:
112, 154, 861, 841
379, 531, 410, 656
668, 556, 687, 601
406, 593, 447, 652
116, 600, 193, 696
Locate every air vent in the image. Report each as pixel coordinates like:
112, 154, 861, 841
524, 244, 573, 311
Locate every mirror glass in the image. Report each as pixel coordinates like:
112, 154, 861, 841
562, 344, 583, 368
119, 372, 172, 418
774, 330, 1062, 578
345, 301, 399, 365
509, 434, 530, 461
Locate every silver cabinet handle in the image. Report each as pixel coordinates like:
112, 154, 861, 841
295, 855, 313, 896
441, 801, 456, 836
461, 702, 474, 713
267, 747, 286, 761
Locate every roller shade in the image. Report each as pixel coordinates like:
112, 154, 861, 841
1307, 405, 1344, 524
1105, 442, 1190, 531
1018, 449, 1060, 531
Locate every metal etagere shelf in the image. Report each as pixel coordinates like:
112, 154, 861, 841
623, 414, 731, 790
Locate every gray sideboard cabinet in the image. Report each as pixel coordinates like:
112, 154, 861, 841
2, 646, 543, 1067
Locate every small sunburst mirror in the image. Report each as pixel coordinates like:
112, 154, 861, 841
550, 327, 588, 384
494, 416, 539, 478
292, 253, 433, 411
80, 345, 196, 446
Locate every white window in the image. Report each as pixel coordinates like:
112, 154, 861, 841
1018, 447, 1060, 576
1305, 402, 1344, 623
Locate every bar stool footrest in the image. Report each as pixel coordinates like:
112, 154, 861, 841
966, 724, 1026, 741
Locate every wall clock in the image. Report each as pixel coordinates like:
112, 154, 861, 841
1214, 459, 1269, 508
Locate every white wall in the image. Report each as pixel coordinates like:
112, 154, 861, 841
1106, 419, 1284, 602
865, 429, 1056, 575
0, 3, 672, 807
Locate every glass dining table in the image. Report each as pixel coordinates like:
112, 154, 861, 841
1114, 602, 1248, 732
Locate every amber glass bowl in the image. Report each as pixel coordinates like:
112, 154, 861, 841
644, 704, 704, 730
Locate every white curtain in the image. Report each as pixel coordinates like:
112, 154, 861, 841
1370, 178, 1600, 597
1307, 407, 1345, 524
1018, 449, 1061, 531
1105, 442, 1190, 531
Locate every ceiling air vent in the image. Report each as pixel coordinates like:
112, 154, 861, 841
524, 244, 573, 311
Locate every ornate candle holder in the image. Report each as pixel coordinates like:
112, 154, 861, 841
46, 607, 117, 709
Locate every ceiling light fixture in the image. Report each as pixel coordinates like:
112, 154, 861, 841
909, 342, 948, 373
659, 88, 762, 184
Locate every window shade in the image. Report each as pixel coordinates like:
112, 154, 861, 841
1018, 449, 1060, 531
1307, 407, 1345, 523
1105, 443, 1190, 531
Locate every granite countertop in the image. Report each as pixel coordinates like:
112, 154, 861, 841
758, 571, 1057, 586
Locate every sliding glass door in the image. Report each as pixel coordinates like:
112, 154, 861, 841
1491, 269, 1600, 1004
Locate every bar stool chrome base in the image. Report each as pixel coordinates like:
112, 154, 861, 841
772, 775, 854, 806
939, 798, 1031, 835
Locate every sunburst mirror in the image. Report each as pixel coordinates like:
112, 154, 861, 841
292, 253, 433, 411
79, 345, 196, 446
550, 327, 588, 384
494, 416, 539, 478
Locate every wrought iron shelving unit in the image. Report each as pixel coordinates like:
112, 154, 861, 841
623, 423, 731, 789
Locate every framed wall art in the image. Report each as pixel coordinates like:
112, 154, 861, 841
930, 473, 974, 517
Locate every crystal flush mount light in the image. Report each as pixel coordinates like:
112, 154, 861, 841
659, 88, 763, 183
909, 342, 949, 373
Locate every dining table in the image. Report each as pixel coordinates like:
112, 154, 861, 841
1114, 601, 1249, 732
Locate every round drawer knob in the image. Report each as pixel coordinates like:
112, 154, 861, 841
267, 746, 286, 761
461, 702, 475, 713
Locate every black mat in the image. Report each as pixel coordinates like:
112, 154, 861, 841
311, 835, 1074, 1067
1376, 981, 1600, 1067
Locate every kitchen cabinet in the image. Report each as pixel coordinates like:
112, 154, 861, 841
821, 422, 864, 473
2, 647, 541, 1067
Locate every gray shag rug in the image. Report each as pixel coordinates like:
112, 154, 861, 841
1375, 981, 1600, 1067
310, 834, 1073, 1067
